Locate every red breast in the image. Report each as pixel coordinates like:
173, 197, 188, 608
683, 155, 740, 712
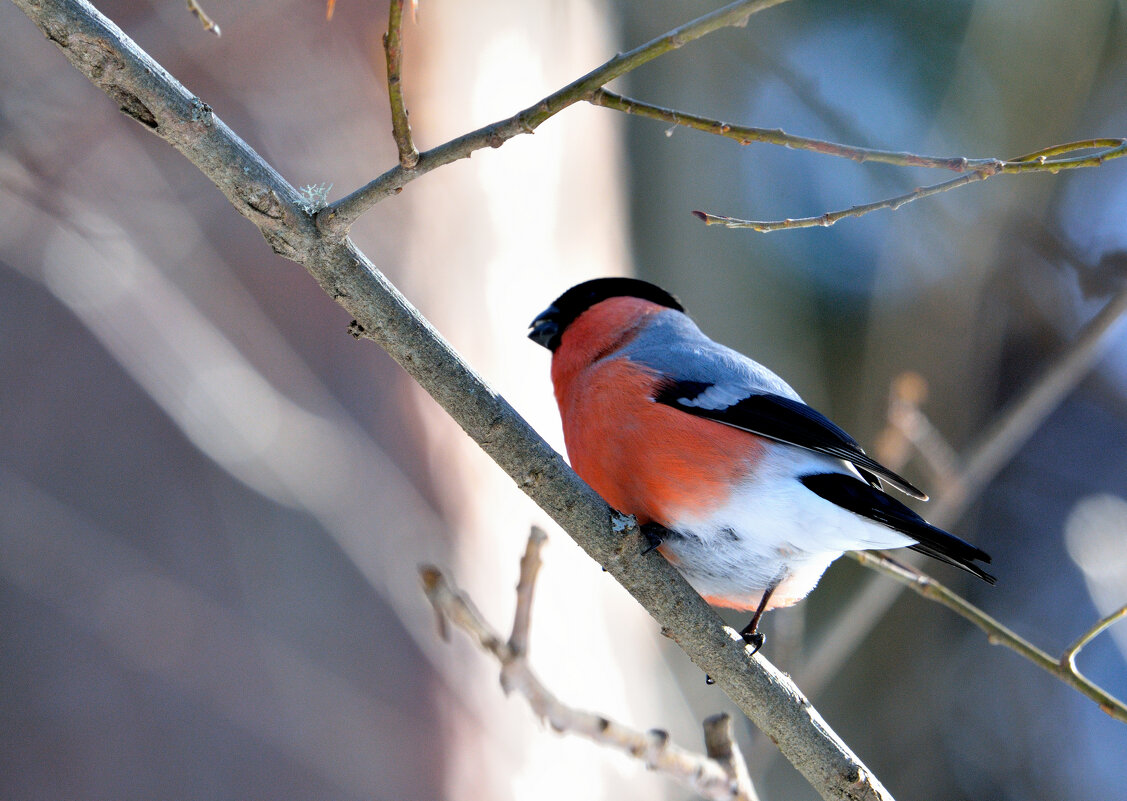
550, 297, 767, 529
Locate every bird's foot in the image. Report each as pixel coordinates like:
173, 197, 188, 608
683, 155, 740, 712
741, 630, 766, 655
738, 586, 774, 656
639, 522, 669, 556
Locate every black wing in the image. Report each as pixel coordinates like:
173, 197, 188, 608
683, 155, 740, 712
801, 473, 994, 583
654, 378, 927, 500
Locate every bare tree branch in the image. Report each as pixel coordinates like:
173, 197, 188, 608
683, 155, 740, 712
318, 0, 793, 235
592, 88, 1127, 194
591, 89, 979, 170
508, 525, 546, 658
1062, 603, 1127, 676
8, 2, 896, 799
851, 551, 1127, 723
421, 531, 760, 801
692, 140, 1127, 231
383, 0, 418, 169
704, 713, 760, 801
693, 167, 994, 230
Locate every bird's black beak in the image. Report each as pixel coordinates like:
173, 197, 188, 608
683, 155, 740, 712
528, 305, 561, 351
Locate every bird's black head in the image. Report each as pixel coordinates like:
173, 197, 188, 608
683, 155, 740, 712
528, 278, 684, 352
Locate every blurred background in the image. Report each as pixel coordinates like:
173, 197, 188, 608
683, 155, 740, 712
2, 0, 1126, 799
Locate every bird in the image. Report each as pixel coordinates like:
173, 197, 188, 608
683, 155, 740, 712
528, 277, 994, 653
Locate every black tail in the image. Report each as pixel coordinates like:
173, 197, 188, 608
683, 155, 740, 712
800, 472, 995, 584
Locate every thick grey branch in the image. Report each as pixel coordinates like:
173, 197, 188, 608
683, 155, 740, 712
10, 1, 891, 799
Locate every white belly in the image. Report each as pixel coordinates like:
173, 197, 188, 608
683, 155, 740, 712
660, 447, 915, 609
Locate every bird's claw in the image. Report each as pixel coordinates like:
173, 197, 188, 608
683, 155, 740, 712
640, 523, 666, 555
742, 630, 765, 655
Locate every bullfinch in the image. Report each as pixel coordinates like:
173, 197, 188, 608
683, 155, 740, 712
529, 277, 994, 652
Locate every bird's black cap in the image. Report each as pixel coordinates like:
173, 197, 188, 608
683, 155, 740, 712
528, 278, 684, 351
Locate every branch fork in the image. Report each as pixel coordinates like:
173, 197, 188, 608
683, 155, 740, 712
421, 528, 760, 801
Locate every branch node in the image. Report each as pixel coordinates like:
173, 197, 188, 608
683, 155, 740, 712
189, 97, 213, 125
297, 182, 333, 215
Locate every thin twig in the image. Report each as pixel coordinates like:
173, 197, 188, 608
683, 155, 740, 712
593, 89, 1127, 186
591, 89, 980, 171
704, 713, 760, 801
851, 551, 1127, 723
419, 536, 756, 801
1061, 603, 1127, 675
508, 525, 546, 658
185, 0, 220, 36
383, 0, 418, 169
693, 140, 1127, 231
694, 167, 997, 231
319, 0, 793, 234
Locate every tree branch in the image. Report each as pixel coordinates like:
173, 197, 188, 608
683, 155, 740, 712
1061, 604, 1127, 676
591, 83, 1127, 233
421, 530, 759, 801
704, 713, 760, 801
593, 88, 1127, 187
9, 1, 895, 799
693, 167, 995, 231
851, 551, 1127, 723
692, 140, 1127, 231
317, 0, 793, 235
383, 0, 418, 169
590, 89, 979, 171
508, 525, 546, 658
